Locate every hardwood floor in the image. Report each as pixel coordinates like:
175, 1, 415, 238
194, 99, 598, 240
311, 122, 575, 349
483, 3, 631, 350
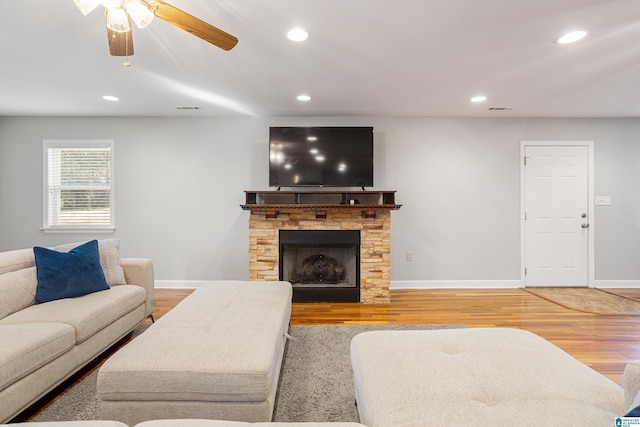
14, 286, 640, 422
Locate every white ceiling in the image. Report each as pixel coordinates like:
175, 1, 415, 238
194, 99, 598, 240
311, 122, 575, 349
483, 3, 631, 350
2, 0, 640, 117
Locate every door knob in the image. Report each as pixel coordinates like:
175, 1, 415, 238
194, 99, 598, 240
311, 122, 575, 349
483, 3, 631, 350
581, 223, 590, 229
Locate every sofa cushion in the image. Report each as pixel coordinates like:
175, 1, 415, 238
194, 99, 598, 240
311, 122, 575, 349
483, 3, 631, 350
0, 248, 35, 275
55, 239, 126, 286
0, 323, 75, 391
0, 266, 37, 319
0, 285, 146, 344
34, 240, 110, 304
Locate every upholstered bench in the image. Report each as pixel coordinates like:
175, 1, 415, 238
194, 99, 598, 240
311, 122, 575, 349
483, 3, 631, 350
97, 281, 293, 426
351, 328, 627, 426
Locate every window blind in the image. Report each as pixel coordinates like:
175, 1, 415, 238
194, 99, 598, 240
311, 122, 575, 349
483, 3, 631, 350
44, 140, 114, 230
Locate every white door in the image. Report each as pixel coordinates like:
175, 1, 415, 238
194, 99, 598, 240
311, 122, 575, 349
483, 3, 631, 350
523, 144, 589, 287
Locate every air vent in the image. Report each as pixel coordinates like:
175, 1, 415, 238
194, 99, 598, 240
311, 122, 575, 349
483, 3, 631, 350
175, 106, 201, 110
488, 107, 512, 111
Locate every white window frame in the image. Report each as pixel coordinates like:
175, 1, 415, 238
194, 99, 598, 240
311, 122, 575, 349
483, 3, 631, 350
42, 139, 116, 233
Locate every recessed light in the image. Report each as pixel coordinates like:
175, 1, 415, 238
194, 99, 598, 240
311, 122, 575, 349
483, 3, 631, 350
102, 95, 119, 102
556, 30, 587, 45
297, 94, 311, 101
287, 28, 309, 42
470, 95, 487, 103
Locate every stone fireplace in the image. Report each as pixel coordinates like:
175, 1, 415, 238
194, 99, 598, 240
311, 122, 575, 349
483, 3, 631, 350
248, 208, 392, 303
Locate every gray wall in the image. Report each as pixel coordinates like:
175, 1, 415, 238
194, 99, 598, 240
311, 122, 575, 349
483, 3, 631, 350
1, 116, 639, 287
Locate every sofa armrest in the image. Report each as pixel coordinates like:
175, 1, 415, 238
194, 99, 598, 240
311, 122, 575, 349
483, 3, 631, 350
624, 361, 640, 410
121, 258, 155, 319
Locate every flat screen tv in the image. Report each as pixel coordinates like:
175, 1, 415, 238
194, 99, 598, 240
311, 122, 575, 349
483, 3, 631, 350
269, 126, 374, 188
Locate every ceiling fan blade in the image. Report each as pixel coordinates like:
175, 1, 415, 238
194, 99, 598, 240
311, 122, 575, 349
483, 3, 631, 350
144, 0, 238, 51
105, 10, 134, 56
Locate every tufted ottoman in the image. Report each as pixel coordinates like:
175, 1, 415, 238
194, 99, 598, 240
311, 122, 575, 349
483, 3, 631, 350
97, 281, 292, 426
351, 328, 626, 426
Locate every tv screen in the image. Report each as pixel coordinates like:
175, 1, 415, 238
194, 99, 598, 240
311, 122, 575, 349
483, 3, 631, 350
269, 126, 374, 188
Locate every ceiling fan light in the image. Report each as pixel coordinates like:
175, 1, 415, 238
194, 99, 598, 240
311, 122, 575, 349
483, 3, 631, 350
73, 0, 101, 15
106, 7, 131, 33
100, 0, 122, 8
123, 0, 154, 28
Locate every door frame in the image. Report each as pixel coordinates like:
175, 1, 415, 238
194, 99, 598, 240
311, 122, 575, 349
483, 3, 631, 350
520, 140, 595, 288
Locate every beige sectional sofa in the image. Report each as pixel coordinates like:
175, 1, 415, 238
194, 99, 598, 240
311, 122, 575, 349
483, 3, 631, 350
0, 240, 154, 424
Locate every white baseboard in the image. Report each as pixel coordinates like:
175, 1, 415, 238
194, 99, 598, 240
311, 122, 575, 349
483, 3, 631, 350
391, 280, 521, 289
155, 279, 639, 289
157, 280, 522, 289
594, 280, 640, 288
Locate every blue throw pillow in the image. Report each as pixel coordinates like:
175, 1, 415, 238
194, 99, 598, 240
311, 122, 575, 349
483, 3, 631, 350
34, 239, 110, 304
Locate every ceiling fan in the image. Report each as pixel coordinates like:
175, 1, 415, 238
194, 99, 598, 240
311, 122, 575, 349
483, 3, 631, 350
73, 0, 238, 56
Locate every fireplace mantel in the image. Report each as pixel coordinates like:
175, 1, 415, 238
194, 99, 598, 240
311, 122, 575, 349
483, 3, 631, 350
244, 190, 400, 304
241, 190, 401, 219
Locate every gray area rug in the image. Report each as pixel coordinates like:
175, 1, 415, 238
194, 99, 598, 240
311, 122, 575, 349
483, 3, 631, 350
33, 323, 464, 423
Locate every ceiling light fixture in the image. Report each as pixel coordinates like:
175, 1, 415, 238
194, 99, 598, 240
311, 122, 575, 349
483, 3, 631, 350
103, 95, 120, 101
100, 0, 122, 8
556, 30, 587, 45
73, 0, 101, 15
297, 94, 311, 101
471, 95, 487, 103
122, 0, 154, 28
73, 0, 155, 30
106, 7, 131, 32
287, 28, 309, 42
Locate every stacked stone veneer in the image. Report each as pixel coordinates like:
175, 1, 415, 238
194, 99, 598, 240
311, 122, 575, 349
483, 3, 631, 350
248, 209, 391, 304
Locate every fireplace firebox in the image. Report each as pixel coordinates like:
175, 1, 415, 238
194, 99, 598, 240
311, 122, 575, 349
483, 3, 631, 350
279, 230, 360, 302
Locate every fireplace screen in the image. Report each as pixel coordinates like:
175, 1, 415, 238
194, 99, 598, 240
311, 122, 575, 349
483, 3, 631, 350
279, 230, 360, 292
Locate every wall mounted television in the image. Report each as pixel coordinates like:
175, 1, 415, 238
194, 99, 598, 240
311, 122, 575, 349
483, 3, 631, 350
269, 126, 374, 188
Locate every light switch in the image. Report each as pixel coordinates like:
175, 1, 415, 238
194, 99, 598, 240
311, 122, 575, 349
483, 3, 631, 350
595, 196, 611, 206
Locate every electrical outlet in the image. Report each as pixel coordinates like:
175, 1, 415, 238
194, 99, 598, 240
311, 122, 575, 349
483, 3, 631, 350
406, 251, 413, 262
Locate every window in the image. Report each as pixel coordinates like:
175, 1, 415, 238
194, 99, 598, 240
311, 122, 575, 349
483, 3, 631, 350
43, 139, 115, 232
